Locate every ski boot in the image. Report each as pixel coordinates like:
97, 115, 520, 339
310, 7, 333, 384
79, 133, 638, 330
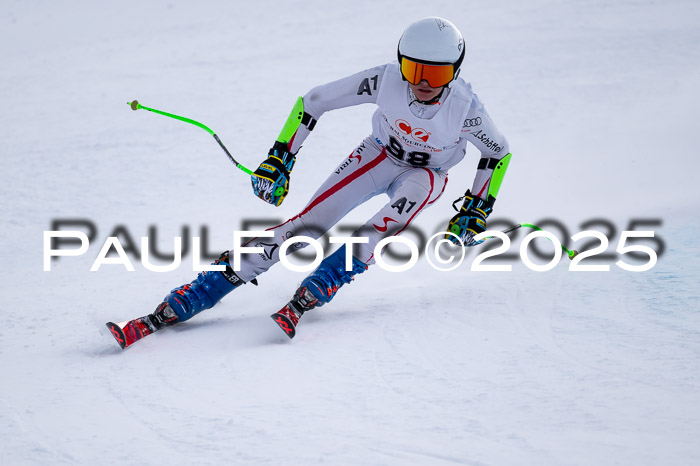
271, 245, 368, 339
165, 250, 250, 322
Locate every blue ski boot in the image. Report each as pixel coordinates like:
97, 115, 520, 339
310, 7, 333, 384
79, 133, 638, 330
271, 245, 368, 338
165, 251, 250, 322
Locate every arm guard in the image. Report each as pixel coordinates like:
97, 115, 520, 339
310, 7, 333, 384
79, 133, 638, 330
480, 152, 512, 200
277, 96, 317, 153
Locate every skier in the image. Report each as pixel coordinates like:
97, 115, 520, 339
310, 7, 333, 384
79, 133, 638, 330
107, 17, 511, 348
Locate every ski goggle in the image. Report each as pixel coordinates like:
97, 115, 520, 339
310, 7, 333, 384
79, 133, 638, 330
400, 57, 455, 88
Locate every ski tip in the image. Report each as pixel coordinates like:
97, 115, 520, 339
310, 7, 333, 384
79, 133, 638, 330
270, 313, 296, 339
106, 322, 127, 349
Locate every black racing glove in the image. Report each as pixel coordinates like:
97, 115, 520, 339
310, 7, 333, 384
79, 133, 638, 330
251, 141, 297, 206
446, 190, 495, 246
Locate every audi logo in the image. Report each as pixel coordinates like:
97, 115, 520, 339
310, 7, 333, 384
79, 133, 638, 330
463, 117, 482, 128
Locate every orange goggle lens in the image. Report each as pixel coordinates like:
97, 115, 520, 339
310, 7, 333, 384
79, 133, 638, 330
400, 58, 455, 88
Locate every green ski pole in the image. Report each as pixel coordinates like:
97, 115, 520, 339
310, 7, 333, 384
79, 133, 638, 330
128, 100, 254, 176
488, 223, 579, 260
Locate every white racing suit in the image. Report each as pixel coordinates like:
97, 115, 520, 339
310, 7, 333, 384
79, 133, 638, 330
235, 62, 510, 282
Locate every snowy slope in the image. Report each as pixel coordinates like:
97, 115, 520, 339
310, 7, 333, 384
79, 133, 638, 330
2, 0, 700, 465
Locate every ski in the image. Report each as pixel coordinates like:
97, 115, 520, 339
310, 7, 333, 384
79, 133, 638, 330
270, 304, 303, 339
105, 302, 178, 349
108, 299, 305, 347
106, 321, 128, 349
270, 312, 296, 339
270, 287, 321, 339
105, 318, 155, 349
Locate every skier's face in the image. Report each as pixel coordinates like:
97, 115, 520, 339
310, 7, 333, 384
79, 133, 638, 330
409, 80, 444, 102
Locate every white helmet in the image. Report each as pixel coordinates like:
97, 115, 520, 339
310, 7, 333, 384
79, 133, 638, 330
397, 17, 465, 86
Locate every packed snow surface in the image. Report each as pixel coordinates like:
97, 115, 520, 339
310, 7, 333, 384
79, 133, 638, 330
1, 1, 699, 464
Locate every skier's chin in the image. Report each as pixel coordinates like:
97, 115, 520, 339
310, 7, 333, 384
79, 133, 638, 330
409, 83, 443, 102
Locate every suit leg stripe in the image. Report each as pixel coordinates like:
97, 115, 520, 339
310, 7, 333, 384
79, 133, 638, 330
395, 168, 436, 236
